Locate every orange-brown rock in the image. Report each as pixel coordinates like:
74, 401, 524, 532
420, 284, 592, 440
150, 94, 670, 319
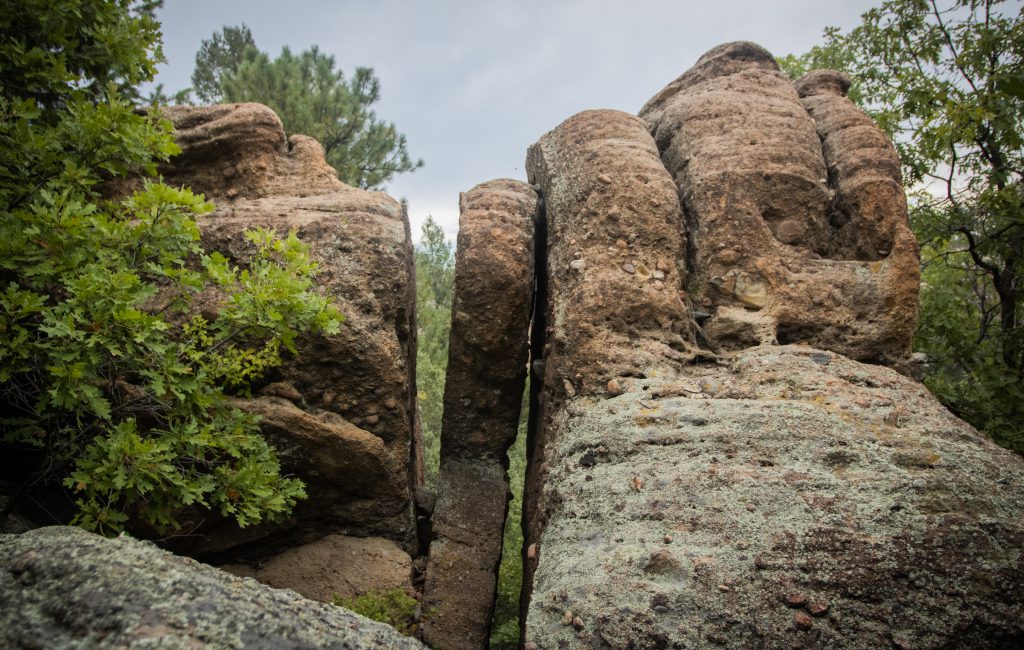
222, 533, 413, 603
640, 42, 919, 366
156, 104, 420, 557
422, 179, 536, 650
525, 109, 693, 402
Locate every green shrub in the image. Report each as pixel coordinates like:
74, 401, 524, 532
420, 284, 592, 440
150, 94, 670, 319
0, 0, 342, 534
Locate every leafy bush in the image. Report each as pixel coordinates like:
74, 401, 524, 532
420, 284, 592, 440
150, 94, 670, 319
333, 588, 419, 636
0, 0, 342, 534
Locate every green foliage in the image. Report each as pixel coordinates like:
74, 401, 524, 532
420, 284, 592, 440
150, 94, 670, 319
787, 0, 1024, 453
490, 389, 528, 650
414, 217, 454, 487
0, 0, 342, 534
333, 588, 419, 636
187, 26, 422, 189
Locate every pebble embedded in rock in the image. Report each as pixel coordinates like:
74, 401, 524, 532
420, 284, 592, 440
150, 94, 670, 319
663, 534, 672, 544
562, 610, 574, 626
597, 173, 613, 184
607, 379, 624, 396
622, 262, 636, 274
615, 239, 628, 250
794, 611, 814, 630
572, 616, 584, 630
807, 602, 829, 616
570, 258, 586, 271
785, 593, 808, 608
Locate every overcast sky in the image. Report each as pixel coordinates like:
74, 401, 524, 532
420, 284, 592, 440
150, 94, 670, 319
151, 0, 884, 243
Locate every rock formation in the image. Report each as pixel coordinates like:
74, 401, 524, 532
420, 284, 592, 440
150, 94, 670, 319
640, 42, 919, 365
0, 526, 424, 649
152, 103, 422, 559
508, 43, 1024, 648
421, 180, 537, 649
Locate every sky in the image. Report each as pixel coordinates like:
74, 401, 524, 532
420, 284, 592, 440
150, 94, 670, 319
150, 0, 884, 243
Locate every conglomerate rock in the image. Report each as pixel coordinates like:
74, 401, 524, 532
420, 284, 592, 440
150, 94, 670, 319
517, 43, 1024, 649
421, 179, 536, 650
522, 346, 1024, 648
0, 526, 424, 649
155, 103, 421, 558
640, 42, 919, 366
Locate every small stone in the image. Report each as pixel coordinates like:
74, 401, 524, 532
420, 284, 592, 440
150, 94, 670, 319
807, 602, 829, 617
383, 397, 398, 410
597, 173, 613, 184
785, 593, 808, 608
663, 534, 672, 544
364, 414, 380, 425
794, 611, 813, 630
656, 258, 671, 272
774, 219, 805, 244
699, 378, 722, 396
810, 353, 831, 365
615, 239, 628, 250
570, 258, 586, 271
622, 262, 636, 274
563, 379, 577, 398
717, 584, 731, 592
263, 382, 302, 402
717, 249, 740, 265
652, 269, 665, 280
226, 187, 239, 198
745, 503, 755, 512
633, 476, 645, 491
562, 610, 574, 626
527, 543, 538, 560
572, 616, 584, 630
607, 379, 624, 397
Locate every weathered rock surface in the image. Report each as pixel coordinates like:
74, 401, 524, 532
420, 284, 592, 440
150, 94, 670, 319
222, 533, 413, 603
523, 346, 1024, 648
517, 42, 1024, 650
158, 103, 420, 556
0, 526, 424, 649
525, 109, 693, 402
422, 179, 536, 650
640, 42, 919, 366
523, 109, 695, 619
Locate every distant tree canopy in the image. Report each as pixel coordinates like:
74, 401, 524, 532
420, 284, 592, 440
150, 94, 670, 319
781, 0, 1024, 453
0, 0, 342, 534
187, 25, 422, 190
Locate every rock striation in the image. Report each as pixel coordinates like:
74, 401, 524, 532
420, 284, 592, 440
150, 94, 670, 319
0, 526, 424, 649
640, 42, 919, 366
156, 103, 421, 558
421, 179, 536, 650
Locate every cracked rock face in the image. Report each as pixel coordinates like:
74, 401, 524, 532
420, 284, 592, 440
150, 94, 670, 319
149, 104, 421, 558
640, 42, 920, 366
421, 179, 536, 650
0, 526, 424, 649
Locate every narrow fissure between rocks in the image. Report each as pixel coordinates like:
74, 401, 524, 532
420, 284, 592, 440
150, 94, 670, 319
518, 187, 548, 643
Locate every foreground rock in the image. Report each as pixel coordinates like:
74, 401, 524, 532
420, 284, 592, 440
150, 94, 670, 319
0, 526, 424, 649
159, 104, 420, 557
524, 346, 1024, 648
422, 179, 536, 650
640, 42, 919, 366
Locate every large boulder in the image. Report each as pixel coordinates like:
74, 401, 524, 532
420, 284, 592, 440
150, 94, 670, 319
156, 104, 421, 557
639, 42, 919, 367
518, 44, 1024, 649
421, 179, 537, 650
523, 346, 1024, 648
0, 526, 424, 649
